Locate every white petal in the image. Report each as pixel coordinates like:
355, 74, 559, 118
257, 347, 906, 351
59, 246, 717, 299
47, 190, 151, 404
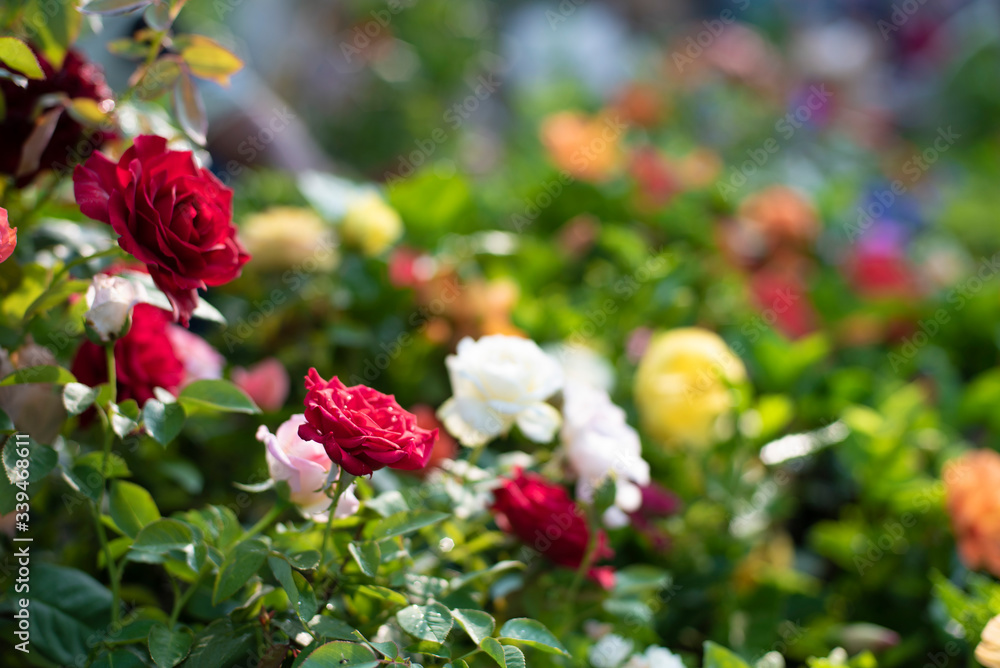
515, 402, 561, 443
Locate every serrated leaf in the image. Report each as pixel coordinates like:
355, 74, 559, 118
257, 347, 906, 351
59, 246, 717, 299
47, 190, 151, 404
481, 637, 506, 667
173, 69, 206, 145
64, 382, 98, 415
128, 519, 194, 562
142, 398, 185, 445
502, 645, 526, 668
109, 480, 161, 538
704, 641, 753, 668
213, 538, 268, 604
497, 618, 569, 656
82, 0, 154, 15
178, 379, 259, 414
181, 40, 243, 86
396, 603, 452, 643
348, 541, 380, 577
269, 556, 317, 622
297, 641, 378, 667
364, 510, 449, 541
148, 623, 193, 668
450, 609, 494, 646
0, 364, 76, 385
0, 37, 44, 79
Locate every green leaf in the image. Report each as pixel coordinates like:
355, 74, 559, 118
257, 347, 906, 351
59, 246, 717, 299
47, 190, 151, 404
128, 519, 195, 563
4, 563, 112, 665
310, 615, 356, 640
0, 438, 57, 513
297, 641, 378, 667
481, 637, 506, 668
63, 382, 98, 415
269, 556, 317, 622
364, 510, 449, 541
0, 364, 76, 385
0, 407, 12, 432
502, 645, 526, 668
81, 0, 154, 15
498, 618, 569, 656
27, 0, 82, 68
110, 480, 161, 538
352, 584, 409, 607
704, 641, 753, 668
396, 603, 452, 643
450, 609, 494, 646
111, 401, 140, 438
288, 550, 321, 570
142, 399, 186, 445
178, 379, 260, 414
182, 619, 256, 668
148, 623, 193, 668
0, 37, 44, 79
213, 538, 268, 604
347, 541, 380, 577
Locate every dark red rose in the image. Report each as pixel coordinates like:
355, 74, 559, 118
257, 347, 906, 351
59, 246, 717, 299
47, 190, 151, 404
297, 369, 437, 477
0, 48, 115, 184
491, 470, 615, 588
71, 304, 185, 406
73, 135, 249, 325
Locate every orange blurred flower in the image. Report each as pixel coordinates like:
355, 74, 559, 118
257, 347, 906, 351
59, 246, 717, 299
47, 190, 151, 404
945, 450, 1000, 577
540, 111, 625, 183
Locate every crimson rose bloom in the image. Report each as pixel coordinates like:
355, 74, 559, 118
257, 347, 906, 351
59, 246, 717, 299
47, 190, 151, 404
0, 48, 115, 184
492, 470, 615, 588
74, 135, 249, 325
72, 304, 184, 406
297, 369, 437, 477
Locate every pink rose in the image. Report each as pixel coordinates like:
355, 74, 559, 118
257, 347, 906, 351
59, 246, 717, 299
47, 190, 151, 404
257, 414, 359, 519
232, 358, 290, 412
166, 326, 224, 386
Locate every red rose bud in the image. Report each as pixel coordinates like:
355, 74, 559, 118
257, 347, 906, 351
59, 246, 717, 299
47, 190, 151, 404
297, 369, 437, 477
0, 48, 115, 184
72, 304, 185, 406
491, 470, 615, 588
73, 135, 250, 325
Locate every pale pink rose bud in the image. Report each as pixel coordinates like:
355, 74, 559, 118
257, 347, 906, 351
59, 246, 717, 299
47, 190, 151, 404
166, 326, 224, 386
232, 358, 290, 412
84, 274, 147, 342
257, 414, 359, 520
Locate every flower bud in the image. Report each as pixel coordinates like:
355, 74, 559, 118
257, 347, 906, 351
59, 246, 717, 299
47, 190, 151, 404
84, 275, 146, 343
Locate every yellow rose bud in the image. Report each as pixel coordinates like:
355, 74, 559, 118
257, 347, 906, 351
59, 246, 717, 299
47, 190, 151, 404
340, 192, 403, 257
241, 207, 337, 271
977, 615, 1000, 668
633, 327, 747, 448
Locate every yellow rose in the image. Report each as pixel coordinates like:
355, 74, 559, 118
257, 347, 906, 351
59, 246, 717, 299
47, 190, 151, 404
340, 192, 403, 256
633, 327, 747, 448
241, 207, 337, 271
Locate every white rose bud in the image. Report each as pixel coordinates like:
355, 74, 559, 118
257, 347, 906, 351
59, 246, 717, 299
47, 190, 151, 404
84, 275, 146, 343
977, 615, 1000, 668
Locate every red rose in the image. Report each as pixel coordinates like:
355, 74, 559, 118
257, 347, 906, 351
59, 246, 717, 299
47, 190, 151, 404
491, 470, 615, 588
297, 369, 437, 477
73, 135, 249, 325
72, 304, 185, 406
0, 48, 115, 184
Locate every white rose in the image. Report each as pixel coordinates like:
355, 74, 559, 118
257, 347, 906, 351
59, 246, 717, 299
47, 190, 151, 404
438, 335, 564, 447
623, 647, 685, 668
589, 634, 634, 668
545, 342, 616, 392
257, 414, 360, 520
562, 384, 650, 528
84, 274, 147, 342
